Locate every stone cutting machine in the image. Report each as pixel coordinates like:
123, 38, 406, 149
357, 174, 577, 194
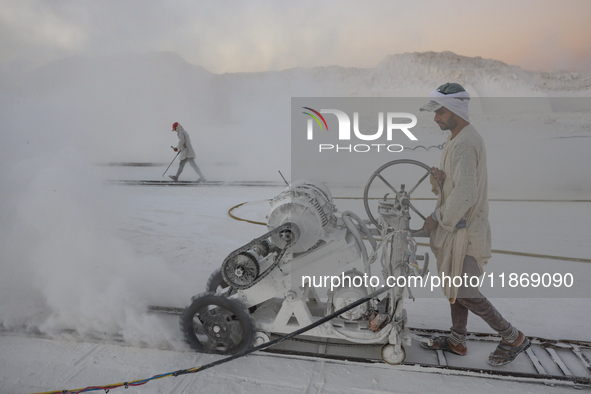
180, 159, 438, 364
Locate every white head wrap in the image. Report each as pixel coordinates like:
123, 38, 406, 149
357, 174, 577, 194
421, 89, 471, 123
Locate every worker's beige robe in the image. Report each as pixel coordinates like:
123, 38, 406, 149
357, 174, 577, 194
429, 124, 492, 303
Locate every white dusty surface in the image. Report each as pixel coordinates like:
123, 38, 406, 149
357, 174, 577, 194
3, 334, 583, 394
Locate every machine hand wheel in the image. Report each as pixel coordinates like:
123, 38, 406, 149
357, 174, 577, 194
363, 159, 442, 232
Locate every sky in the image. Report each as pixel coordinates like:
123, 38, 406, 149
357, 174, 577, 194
1, 0, 591, 75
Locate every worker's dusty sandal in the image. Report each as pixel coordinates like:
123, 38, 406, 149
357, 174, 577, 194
421, 336, 467, 356
488, 335, 531, 366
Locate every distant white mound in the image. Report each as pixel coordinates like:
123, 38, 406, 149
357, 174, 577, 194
10, 50, 591, 99
289, 51, 591, 97
372, 51, 591, 96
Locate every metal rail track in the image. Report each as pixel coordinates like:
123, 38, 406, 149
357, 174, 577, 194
105, 180, 284, 187
2, 307, 590, 389
148, 305, 591, 389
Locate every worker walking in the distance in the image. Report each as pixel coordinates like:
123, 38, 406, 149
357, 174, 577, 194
169, 122, 206, 182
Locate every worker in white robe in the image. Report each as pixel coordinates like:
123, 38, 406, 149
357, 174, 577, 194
419, 83, 530, 366
170, 122, 205, 182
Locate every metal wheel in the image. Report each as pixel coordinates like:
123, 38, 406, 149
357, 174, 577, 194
180, 293, 254, 355
381, 344, 406, 365
363, 159, 442, 231
222, 253, 260, 288
253, 331, 271, 347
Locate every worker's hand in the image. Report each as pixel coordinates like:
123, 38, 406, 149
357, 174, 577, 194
431, 167, 446, 184
173, 147, 178, 152
422, 215, 438, 235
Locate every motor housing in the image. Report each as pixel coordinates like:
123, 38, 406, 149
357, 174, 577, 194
266, 180, 336, 254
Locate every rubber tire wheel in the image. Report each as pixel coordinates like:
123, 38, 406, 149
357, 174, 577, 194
180, 293, 254, 355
